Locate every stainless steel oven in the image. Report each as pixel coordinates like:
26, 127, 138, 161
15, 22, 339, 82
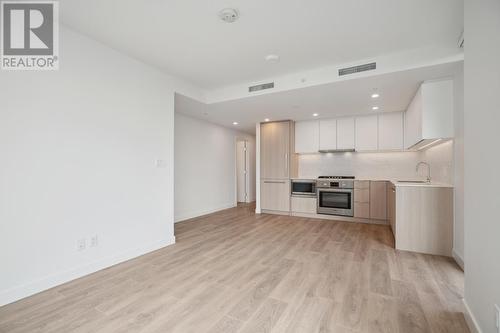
291, 179, 316, 197
316, 179, 354, 216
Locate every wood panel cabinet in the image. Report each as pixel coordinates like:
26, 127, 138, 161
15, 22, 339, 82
336, 117, 355, 150
394, 185, 453, 256
370, 181, 387, 220
291, 196, 317, 214
319, 119, 337, 151
295, 120, 319, 153
378, 112, 404, 150
260, 180, 290, 212
355, 115, 378, 151
260, 121, 291, 179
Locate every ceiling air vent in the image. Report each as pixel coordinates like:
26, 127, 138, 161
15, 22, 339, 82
249, 82, 274, 92
338, 62, 376, 76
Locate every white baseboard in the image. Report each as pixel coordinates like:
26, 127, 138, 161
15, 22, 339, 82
452, 248, 465, 270
0, 236, 176, 307
462, 298, 482, 333
174, 203, 236, 223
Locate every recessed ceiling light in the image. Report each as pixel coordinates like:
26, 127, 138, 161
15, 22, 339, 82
233, 121, 238, 125
372, 106, 379, 111
265, 54, 280, 63
371, 93, 380, 98
313, 113, 319, 117
264, 118, 270, 122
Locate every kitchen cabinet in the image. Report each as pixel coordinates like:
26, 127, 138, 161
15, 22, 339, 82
295, 120, 319, 153
260, 120, 296, 214
369, 181, 387, 220
405, 79, 454, 150
354, 180, 370, 218
336, 117, 355, 150
355, 115, 378, 151
319, 119, 337, 151
261, 121, 293, 179
260, 180, 290, 212
291, 196, 317, 214
390, 183, 453, 256
378, 112, 404, 150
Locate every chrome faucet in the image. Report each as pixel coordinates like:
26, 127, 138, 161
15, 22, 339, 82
416, 162, 431, 183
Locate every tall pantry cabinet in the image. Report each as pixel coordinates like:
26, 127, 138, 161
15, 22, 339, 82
260, 121, 297, 214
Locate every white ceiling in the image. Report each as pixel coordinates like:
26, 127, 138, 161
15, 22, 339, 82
61, 0, 463, 89
175, 61, 463, 134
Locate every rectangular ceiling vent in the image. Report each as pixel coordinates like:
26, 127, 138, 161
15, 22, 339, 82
338, 62, 376, 76
249, 82, 274, 92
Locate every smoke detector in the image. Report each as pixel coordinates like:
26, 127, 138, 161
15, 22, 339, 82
219, 8, 239, 23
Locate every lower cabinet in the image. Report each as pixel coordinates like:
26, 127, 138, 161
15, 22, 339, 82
260, 179, 290, 212
370, 181, 387, 220
354, 202, 370, 218
291, 196, 317, 214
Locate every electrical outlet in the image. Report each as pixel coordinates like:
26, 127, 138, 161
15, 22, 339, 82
495, 304, 500, 333
77, 239, 86, 251
90, 235, 98, 247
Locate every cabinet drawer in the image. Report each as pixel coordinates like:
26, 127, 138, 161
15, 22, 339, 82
291, 196, 317, 214
354, 202, 370, 218
354, 181, 370, 189
354, 189, 370, 203
261, 180, 290, 212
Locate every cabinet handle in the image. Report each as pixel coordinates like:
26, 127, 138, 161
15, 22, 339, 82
264, 180, 286, 184
285, 153, 288, 174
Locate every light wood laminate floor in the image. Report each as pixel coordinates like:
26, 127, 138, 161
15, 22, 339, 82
0, 203, 469, 333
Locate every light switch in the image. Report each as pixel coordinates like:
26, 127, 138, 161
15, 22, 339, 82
156, 159, 168, 168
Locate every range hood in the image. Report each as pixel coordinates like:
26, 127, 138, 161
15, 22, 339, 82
406, 139, 445, 151
318, 148, 356, 153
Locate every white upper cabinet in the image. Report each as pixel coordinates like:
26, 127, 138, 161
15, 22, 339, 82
378, 112, 404, 150
405, 79, 454, 150
355, 115, 378, 151
294, 120, 319, 153
319, 119, 337, 151
336, 117, 355, 150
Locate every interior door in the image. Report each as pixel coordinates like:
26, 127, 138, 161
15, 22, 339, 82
236, 141, 247, 202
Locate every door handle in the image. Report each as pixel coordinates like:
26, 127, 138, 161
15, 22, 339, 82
264, 181, 286, 184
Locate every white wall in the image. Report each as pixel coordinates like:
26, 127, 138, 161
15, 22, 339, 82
453, 65, 465, 267
174, 113, 255, 222
464, 1, 500, 332
0, 27, 203, 306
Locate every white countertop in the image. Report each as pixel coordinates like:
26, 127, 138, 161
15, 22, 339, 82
292, 177, 453, 188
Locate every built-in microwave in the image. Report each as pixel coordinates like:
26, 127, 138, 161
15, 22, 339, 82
291, 179, 316, 197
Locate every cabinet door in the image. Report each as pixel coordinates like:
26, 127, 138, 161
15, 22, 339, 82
354, 202, 370, 218
355, 115, 378, 151
261, 121, 290, 179
379, 112, 404, 150
261, 180, 290, 212
291, 196, 317, 214
319, 119, 337, 151
337, 117, 355, 150
295, 120, 319, 153
405, 88, 423, 149
370, 181, 387, 220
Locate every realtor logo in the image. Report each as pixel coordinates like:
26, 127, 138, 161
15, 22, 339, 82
1, 1, 59, 70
